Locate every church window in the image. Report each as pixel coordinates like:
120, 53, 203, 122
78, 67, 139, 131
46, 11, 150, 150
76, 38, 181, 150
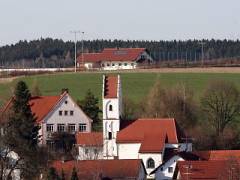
147, 158, 155, 169
109, 105, 113, 111
108, 132, 112, 140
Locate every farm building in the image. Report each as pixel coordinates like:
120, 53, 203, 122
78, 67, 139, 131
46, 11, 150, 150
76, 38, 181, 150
77, 48, 154, 70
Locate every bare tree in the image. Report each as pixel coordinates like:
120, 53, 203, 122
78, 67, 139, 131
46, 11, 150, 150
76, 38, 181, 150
201, 80, 240, 137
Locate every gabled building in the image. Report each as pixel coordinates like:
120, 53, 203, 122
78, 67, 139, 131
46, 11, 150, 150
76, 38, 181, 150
1, 91, 92, 147
77, 48, 153, 70
51, 159, 147, 180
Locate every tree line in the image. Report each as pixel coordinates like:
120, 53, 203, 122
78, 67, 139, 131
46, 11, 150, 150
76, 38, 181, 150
1, 38, 240, 68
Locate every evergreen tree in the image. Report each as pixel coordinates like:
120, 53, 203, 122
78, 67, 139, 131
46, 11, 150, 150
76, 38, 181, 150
4, 81, 41, 179
71, 167, 79, 180
77, 89, 102, 131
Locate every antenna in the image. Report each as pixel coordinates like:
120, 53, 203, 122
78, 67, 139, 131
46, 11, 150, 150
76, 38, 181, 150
70, 30, 84, 73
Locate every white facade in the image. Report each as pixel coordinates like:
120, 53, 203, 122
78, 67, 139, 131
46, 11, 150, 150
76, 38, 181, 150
101, 61, 137, 70
118, 143, 141, 159
40, 94, 92, 144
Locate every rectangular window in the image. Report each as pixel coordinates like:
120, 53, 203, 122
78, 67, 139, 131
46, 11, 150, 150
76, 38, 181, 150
46, 124, 54, 132
79, 123, 87, 132
85, 148, 88, 154
107, 63, 110, 66
57, 124, 65, 132
64, 110, 68, 116
119, 63, 122, 66
168, 167, 173, 173
124, 63, 127, 66
68, 124, 76, 132
59, 110, 62, 116
112, 63, 115, 66
70, 111, 74, 116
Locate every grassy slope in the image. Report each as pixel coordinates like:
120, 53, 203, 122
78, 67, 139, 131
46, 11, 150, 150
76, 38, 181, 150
1, 72, 240, 107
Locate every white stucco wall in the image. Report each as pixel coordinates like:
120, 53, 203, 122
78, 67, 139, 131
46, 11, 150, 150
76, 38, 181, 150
101, 61, 137, 70
139, 153, 163, 179
154, 156, 184, 180
118, 143, 141, 159
41, 94, 91, 144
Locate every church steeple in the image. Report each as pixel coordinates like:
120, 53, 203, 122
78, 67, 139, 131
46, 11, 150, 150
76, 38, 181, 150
102, 74, 122, 159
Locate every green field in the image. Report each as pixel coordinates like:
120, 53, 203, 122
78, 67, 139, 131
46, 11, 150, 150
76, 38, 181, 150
1, 72, 240, 107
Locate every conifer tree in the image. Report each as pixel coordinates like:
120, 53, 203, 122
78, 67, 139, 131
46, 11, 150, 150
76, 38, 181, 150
4, 81, 40, 179
77, 89, 101, 131
47, 167, 60, 180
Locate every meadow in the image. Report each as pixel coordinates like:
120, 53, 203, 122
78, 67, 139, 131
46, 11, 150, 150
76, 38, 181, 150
1, 72, 240, 107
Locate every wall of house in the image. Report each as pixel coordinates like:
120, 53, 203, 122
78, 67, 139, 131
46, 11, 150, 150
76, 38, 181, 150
139, 153, 163, 179
100, 61, 137, 70
118, 143, 141, 159
77, 145, 103, 160
41, 94, 91, 144
154, 156, 184, 180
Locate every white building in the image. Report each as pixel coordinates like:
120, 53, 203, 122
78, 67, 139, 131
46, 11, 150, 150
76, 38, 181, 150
77, 48, 154, 70
1, 91, 92, 147
76, 74, 192, 179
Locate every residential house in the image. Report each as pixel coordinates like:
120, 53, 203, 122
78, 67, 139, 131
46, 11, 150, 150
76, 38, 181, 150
77, 48, 153, 70
1, 91, 92, 147
50, 159, 147, 180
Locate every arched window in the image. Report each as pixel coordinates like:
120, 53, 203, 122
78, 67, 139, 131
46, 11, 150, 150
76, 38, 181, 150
109, 105, 113, 111
147, 158, 155, 169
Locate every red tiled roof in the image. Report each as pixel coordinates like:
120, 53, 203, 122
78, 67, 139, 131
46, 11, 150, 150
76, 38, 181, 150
195, 150, 240, 161
76, 132, 103, 146
176, 160, 240, 180
104, 75, 118, 98
51, 159, 144, 180
1, 94, 65, 124
139, 133, 167, 153
117, 119, 180, 152
77, 48, 146, 63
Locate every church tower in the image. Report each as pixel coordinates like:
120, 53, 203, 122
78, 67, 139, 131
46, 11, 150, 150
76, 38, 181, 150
102, 74, 122, 159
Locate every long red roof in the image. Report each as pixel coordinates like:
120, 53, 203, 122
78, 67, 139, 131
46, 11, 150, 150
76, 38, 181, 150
76, 132, 103, 146
1, 94, 65, 124
195, 150, 240, 160
51, 159, 144, 180
117, 118, 180, 152
77, 48, 146, 63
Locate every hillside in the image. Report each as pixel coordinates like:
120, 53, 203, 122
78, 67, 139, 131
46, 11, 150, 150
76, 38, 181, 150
1, 71, 240, 107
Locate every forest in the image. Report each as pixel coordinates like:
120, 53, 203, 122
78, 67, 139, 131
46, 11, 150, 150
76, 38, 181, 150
1, 38, 240, 68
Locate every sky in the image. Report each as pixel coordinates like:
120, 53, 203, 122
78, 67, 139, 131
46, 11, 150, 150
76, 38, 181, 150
0, 0, 239, 46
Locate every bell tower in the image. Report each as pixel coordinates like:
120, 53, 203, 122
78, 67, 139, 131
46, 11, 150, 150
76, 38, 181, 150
102, 74, 122, 159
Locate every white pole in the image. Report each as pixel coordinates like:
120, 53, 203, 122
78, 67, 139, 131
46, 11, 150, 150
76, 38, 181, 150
70, 30, 81, 73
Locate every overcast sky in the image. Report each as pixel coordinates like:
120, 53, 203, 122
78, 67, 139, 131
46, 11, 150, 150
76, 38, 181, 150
0, 0, 239, 46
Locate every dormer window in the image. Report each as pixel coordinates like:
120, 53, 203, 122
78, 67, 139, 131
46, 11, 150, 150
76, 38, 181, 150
109, 105, 113, 111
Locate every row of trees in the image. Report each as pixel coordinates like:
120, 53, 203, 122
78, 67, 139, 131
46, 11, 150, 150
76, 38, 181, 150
1, 38, 240, 68
123, 79, 240, 150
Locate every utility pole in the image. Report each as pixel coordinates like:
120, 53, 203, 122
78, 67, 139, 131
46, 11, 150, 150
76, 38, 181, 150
81, 31, 84, 68
70, 30, 81, 73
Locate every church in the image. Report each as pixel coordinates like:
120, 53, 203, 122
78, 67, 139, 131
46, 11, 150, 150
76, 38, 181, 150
75, 74, 192, 179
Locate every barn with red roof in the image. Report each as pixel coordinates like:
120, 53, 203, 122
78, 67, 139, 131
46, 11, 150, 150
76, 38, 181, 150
77, 48, 153, 70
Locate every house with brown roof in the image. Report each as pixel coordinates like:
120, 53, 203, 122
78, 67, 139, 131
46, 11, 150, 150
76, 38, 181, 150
77, 48, 153, 70
50, 159, 147, 180
1, 91, 92, 147
75, 74, 191, 179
